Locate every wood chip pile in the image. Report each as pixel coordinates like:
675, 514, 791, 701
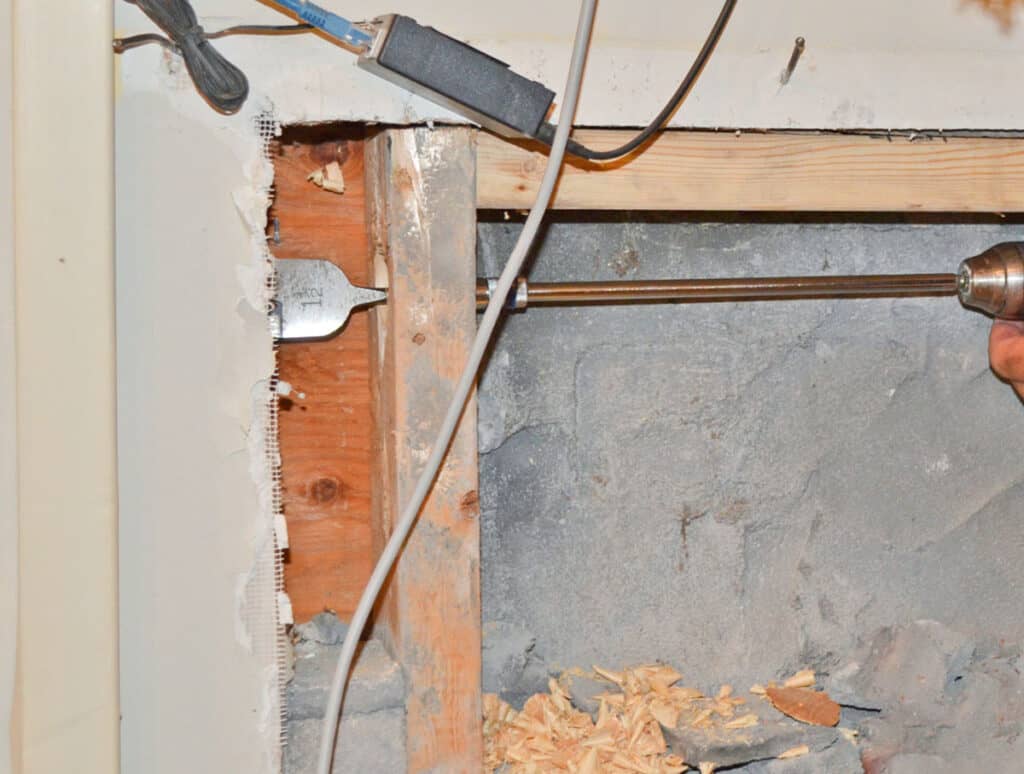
483, 664, 844, 773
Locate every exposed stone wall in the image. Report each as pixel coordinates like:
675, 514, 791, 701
478, 217, 1024, 697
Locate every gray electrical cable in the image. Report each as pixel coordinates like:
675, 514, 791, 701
314, 1, 599, 771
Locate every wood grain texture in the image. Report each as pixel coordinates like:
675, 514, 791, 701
477, 130, 1024, 212
270, 129, 375, 623
367, 127, 483, 772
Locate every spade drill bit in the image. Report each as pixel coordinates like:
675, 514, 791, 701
274, 243, 1024, 341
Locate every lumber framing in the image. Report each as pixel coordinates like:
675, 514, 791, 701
366, 126, 483, 772
272, 130, 377, 623
477, 130, 1024, 212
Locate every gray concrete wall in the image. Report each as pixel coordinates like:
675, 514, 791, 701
477, 217, 1024, 697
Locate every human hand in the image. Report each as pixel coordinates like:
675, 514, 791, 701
989, 320, 1024, 398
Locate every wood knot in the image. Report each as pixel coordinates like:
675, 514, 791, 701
311, 477, 343, 503
412, 332, 427, 345
459, 490, 480, 518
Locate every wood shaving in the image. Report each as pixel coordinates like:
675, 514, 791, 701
722, 713, 758, 730
484, 664, 696, 773
777, 744, 810, 760
307, 161, 346, 194
782, 669, 816, 689
485, 663, 848, 772
840, 727, 860, 743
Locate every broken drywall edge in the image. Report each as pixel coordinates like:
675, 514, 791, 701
237, 108, 290, 771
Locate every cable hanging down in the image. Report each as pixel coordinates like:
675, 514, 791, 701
114, 0, 317, 113
314, 0, 600, 771
536, 0, 738, 161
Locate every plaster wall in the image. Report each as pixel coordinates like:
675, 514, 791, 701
115, 100, 279, 773
115, 0, 1024, 130
478, 218, 1024, 694
1, 0, 16, 768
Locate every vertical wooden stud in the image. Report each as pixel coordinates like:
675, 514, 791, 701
366, 127, 482, 773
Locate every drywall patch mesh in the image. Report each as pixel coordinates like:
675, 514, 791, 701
235, 108, 290, 769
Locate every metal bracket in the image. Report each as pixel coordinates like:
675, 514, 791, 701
273, 259, 387, 341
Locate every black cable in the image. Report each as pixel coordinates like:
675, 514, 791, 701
536, 0, 738, 161
206, 23, 314, 39
114, 1, 313, 113
113, 23, 313, 51
113, 32, 178, 53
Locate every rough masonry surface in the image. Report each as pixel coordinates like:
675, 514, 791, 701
477, 217, 1024, 697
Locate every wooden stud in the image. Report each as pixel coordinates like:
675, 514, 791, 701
366, 127, 483, 773
477, 130, 1024, 212
272, 131, 376, 622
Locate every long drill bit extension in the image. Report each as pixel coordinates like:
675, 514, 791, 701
275, 242, 1024, 340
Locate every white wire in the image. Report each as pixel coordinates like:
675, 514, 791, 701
314, 2, 599, 771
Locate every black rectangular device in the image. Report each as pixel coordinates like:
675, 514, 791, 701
358, 15, 555, 138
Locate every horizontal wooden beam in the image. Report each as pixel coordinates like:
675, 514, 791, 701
477, 130, 1024, 212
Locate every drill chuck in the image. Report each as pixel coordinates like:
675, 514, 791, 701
958, 242, 1024, 319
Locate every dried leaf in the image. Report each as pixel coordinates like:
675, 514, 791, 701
783, 669, 816, 689
765, 686, 840, 727
777, 744, 810, 760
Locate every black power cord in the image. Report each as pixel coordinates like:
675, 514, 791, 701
536, 0, 738, 160
114, 23, 313, 51
114, 0, 313, 114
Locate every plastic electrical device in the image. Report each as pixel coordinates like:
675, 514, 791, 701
357, 15, 556, 138
267, 4, 556, 138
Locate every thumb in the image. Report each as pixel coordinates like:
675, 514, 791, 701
989, 320, 1024, 383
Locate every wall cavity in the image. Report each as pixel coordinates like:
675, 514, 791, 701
478, 216, 1024, 698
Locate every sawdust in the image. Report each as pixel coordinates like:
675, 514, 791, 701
483, 664, 844, 772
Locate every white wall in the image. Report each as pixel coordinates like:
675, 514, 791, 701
112, 2, 1024, 772
115, 98, 279, 773
116, 0, 1024, 130
13, 1, 119, 771
1, 0, 17, 768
